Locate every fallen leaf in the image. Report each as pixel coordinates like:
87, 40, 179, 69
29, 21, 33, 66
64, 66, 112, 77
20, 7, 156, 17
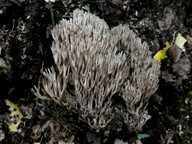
168, 44, 182, 63
4, 99, 24, 132
153, 42, 171, 63
186, 35, 192, 46
175, 33, 186, 51
172, 56, 190, 76
188, 91, 192, 95
137, 134, 150, 139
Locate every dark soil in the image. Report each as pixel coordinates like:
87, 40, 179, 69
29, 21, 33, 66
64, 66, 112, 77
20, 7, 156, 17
0, 0, 192, 143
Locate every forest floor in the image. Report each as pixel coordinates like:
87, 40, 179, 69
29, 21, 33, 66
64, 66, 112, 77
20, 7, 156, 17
0, 0, 192, 144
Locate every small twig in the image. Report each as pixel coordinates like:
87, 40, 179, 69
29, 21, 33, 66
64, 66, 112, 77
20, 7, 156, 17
48, 1, 55, 25
11, 19, 15, 32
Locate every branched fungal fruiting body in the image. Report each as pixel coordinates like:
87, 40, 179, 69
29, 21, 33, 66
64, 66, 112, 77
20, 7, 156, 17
33, 9, 160, 131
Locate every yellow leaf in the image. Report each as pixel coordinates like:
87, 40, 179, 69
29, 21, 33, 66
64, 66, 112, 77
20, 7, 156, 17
188, 91, 192, 95
4, 99, 24, 132
153, 42, 171, 63
187, 35, 192, 46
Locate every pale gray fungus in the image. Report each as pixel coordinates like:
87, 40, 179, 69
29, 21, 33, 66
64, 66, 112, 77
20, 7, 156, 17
33, 9, 160, 131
